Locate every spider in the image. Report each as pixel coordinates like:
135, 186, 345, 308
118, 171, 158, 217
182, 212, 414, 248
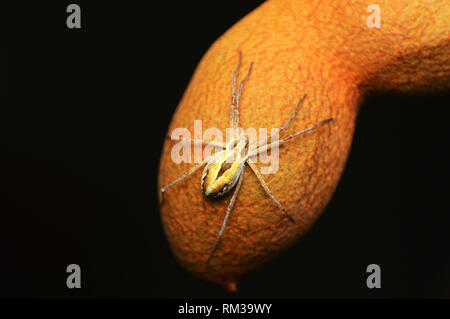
160, 52, 333, 263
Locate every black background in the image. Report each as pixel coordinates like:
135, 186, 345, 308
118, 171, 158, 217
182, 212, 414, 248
2, 1, 450, 298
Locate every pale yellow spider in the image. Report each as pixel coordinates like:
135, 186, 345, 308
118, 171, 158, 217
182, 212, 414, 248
161, 52, 333, 262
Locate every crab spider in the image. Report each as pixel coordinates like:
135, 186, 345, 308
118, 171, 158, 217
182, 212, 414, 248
161, 52, 333, 263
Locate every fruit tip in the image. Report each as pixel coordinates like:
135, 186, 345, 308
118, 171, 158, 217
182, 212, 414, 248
223, 280, 237, 293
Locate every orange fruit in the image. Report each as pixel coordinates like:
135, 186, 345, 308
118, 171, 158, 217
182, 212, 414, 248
158, 0, 450, 291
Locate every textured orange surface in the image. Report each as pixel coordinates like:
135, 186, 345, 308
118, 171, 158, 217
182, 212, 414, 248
158, 0, 450, 290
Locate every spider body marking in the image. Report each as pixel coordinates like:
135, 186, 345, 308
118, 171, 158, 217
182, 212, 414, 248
201, 137, 247, 198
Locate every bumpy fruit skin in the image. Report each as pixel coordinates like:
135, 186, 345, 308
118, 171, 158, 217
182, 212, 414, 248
158, 0, 449, 290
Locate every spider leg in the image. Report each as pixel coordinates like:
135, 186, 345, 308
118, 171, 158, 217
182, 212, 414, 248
160, 157, 212, 203
234, 61, 253, 130
246, 158, 295, 223
166, 136, 225, 149
230, 51, 241, 130
207, 171, 244, 263
248, 117, 334, 158
277, 94, 308, 133
248, 94, 307, 149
